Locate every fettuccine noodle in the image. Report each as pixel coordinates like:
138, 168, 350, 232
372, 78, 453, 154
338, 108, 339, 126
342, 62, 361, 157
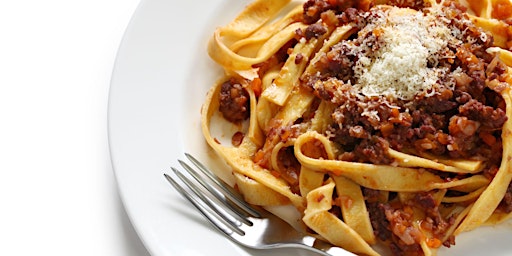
201, 0, 512, 255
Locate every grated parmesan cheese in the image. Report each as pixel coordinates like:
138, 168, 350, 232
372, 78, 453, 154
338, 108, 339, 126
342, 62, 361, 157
350, 6, 456, 100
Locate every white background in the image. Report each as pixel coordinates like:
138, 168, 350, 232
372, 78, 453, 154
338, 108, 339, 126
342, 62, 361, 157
0, 1, 151, 255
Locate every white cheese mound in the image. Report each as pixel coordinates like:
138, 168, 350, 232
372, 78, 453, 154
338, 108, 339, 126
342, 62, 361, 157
352, 7, 454, 100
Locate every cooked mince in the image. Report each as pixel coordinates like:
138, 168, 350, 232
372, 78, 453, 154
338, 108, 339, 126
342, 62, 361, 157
219, 79, 250, 123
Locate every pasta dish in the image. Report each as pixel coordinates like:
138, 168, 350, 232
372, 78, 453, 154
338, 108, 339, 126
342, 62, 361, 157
201, 0, 512, 255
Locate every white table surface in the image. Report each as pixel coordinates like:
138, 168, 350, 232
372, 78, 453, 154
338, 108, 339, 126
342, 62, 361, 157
0, 1, 151, 255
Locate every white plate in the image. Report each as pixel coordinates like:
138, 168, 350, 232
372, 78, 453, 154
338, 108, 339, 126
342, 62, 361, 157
108, 0, 512, 255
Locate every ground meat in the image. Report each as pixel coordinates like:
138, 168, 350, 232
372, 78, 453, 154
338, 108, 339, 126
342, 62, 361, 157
338, 7, 365, 26
458, 99, 507, 130
374, 192, 455, 255
277, 147, 301, 194
218, 79, 250, 123
303, 0, 331, 24
305, 23, 327, 40
303, 0, 372, 24
447, 115, 480, 156
386, 0, 427, 9
314, 42, 356, 83
415, 86, 457, 113
363, 188, 393, 241
352, 136, 393, 164
381, 204, 424, 247
414, 193, 456, 248
367, 202, 392, 241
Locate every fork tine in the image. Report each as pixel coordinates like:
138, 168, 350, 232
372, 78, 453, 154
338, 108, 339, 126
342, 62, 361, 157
184, 153, 262, 218
163, 173, 245, 236
171, 167, 253, 227
177, 161, 255, 225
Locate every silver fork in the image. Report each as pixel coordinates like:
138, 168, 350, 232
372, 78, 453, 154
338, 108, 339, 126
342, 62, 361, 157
164, 153, 355, 256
